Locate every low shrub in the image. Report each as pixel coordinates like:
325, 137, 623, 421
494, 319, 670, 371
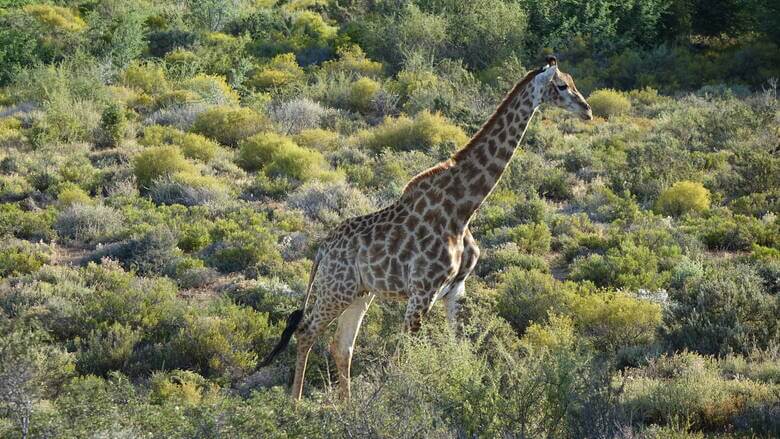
294, 128, 340, 152
663, 262, 779, 355
94, 102, 128, 148
268, 98, 326, 134
569, 240, 671, 291
121, 63, 169, 95
180, 74, 239, 106
56, 184, 91, 208
348, 77, 381, 113
354, 110, 468, 153
0, 203, 56, 241
506, 223, 552, 255
497, 268, 575, 334
0, 238, 50, 278
588, 89, 631, 118
237, 132, 337, 183
133, 145, 196, 189
76, 322, 140, 376
191, 106, 271, 147
55, 203, 124, 243
204, 210, 283, 274
622, 352, 778, 433
23, 4, 86, 32
286, 180, 375, 226
92, 227, 182, 276
149, 174, 228, 207
246, 53, 305, 91
141, 126, 220, 163
655, 181, 711, 217
571, 292, 661, 354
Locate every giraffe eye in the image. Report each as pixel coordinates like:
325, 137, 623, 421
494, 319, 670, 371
557, 84, 568, 91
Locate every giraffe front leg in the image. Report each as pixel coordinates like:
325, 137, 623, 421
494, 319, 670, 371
444, 229, 480, 331
329, 293, 374, 401
404, 289, 437, 333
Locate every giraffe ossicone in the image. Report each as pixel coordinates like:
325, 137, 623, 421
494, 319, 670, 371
261, 57, 593, 401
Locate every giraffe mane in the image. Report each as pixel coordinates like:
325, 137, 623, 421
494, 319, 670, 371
402, 67, 544, 195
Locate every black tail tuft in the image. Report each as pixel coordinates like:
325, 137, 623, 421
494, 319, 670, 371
259, 309, 304, 367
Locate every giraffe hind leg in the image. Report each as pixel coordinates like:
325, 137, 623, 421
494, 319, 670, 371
329, 293, 375, 401
291, 295, 351, 400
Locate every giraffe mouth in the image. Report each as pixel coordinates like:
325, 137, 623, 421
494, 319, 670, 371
582, 110, 594, 121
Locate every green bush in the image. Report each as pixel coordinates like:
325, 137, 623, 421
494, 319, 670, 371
497, 268, 575, 334
180, 74, 239, 106
663, 262, 779, 355
165, 300, 275, 381
354, 110, 469, 153
95, 102, 127, 148
571, 292, 661, 354
133, 145, 197, 189
0, 238, 50, 278
655, 181, 711, 217
588, 89, 631, 118
76, 323, 140, 376
56, 184, 92, 208
204, 209, 283, 274
246, 53, 305, 91
506, 223, 552, 255
238, 132, 337, 183
141, 125, 220, 163
348, 77, 381, 112
570, 240, 672, 291
0, 203, 56, 241
121, 63, 169, 95
191, 106, 271, 147
23, 4, 86, 32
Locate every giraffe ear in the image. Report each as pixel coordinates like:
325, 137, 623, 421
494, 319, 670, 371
538, 63, 558, 82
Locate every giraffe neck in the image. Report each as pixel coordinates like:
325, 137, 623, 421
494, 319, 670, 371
443, 72, 542, 227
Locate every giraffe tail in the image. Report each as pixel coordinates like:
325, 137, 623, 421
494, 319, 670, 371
259, 252, 321, 367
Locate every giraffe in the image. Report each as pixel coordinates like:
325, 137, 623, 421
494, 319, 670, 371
260, 56, 593, 401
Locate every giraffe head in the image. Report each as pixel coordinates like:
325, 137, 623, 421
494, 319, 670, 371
534, 56, 593, 120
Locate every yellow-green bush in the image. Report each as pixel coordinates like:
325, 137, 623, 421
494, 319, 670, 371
355, 110, 468, 153
56, 184, 92, 208
588, 89, 631, 118
246, 53, 305, 91
520, 314, 577, 352
0, 118, 26, 148
238, 132, 337, 182
294, 128, 340, 152
133, 145, 196, 188
349, 77, 381, 112
23, 4, 86, 32
121, 63, 169, 95
655, 181, 711, 217
191, 106, 271, 147
141, 126, 220, 162
180, 74, 239, 106
322, 44, 383, 77
571, 292, 661, 353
